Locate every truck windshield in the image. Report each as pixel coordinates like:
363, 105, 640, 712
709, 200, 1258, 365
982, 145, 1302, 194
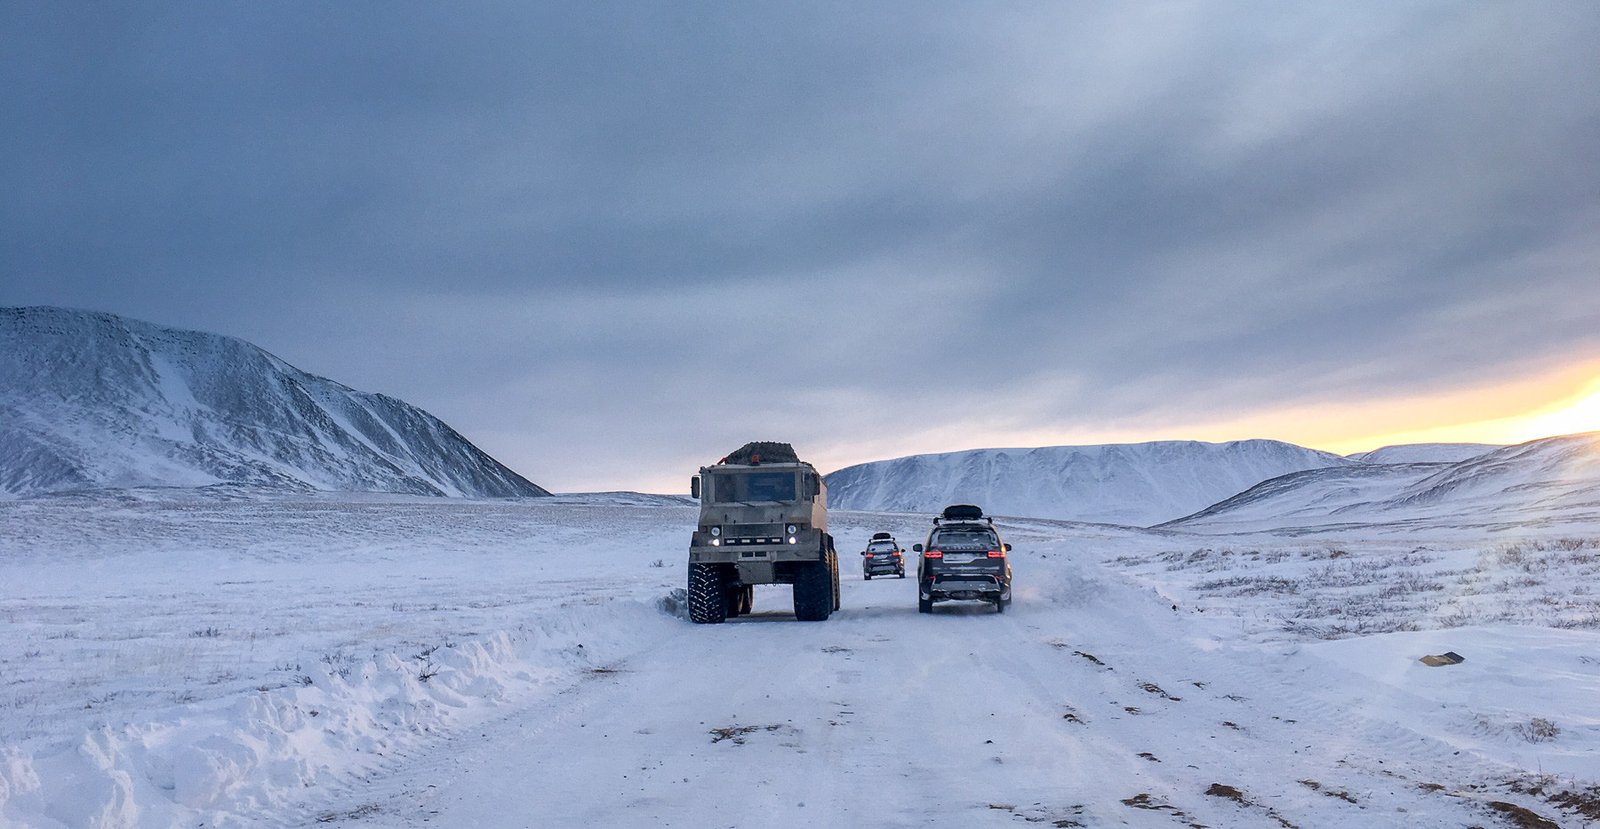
710, 472, 797, 503
930, 528, 998, 550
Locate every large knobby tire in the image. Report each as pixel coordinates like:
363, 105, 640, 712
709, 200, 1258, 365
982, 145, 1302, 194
688, 563, 728, 624
793, 562, 833, 621
828, 539, 841, 611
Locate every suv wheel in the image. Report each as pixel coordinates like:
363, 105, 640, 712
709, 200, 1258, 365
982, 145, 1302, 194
917, 593, 933, 613
688, 563, 728, 624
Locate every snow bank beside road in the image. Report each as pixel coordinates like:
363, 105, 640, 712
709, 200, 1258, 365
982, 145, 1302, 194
0, 493, 694, 828
1310, 625, 1600, 779
0, 601, 675, 828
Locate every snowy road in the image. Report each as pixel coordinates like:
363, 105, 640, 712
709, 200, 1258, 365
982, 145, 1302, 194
5, 495, 1593, 827
311, 555, 1506, 828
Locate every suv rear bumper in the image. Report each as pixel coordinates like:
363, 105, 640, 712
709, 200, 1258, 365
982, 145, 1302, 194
923, 573, 1009, 601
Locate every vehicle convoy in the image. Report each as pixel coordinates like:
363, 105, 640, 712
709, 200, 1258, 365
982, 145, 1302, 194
914, 504, 1012, 613
687, 442, 840, 623
861, 532, 905, 579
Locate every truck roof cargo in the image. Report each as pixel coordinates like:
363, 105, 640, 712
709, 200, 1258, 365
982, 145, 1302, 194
721, 442, 801, 465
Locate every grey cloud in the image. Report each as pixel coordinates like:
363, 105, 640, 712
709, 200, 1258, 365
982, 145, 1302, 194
4, 2, 1598, 489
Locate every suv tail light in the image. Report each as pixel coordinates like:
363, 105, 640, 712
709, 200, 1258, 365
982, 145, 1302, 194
924, 550, 943, 559
864, 553, 873, 559
987, 550, 1004, 558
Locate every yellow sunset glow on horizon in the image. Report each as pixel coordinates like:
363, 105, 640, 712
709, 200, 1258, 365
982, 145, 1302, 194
1323, 371, 1600, 454
806, 360, 1600, 480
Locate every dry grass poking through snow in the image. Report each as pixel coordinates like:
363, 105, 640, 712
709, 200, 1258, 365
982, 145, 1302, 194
1109, 538, 1600, 641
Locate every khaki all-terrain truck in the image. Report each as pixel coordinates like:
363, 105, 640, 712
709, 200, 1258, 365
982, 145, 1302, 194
687, 442, 840, 623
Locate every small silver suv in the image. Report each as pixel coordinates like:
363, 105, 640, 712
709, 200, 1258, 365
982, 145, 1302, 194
861, 532, 905, 579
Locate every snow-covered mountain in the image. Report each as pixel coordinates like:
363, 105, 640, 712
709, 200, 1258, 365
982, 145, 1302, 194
1347, 442, 1500, 464
824, 439, 1352, 526
1395, 431, 1600, 512
1168, 432, 1600, 531
0, 307, 549, 498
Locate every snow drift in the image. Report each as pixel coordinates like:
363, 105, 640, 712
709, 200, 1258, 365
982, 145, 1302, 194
0, 307, 548, 498
824, 439, 1351, 526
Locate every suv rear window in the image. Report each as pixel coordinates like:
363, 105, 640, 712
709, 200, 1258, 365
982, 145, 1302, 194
930, 527, 999, 550
867, 540, 898, 551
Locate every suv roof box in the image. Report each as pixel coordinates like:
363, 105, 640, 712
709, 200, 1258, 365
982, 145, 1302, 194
941, 504, 984, 521
870, 532, 893, 540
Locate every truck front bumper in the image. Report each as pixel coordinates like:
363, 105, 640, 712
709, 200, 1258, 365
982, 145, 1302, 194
689, 545, 823, 565
690, 527, 823, 565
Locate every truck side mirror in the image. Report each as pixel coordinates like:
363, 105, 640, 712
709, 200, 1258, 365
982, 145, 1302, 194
912, 544, 923, 552
691, 476, 700, 499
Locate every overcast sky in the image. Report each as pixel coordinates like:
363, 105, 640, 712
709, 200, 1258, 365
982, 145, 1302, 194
4, 2, 1599, 492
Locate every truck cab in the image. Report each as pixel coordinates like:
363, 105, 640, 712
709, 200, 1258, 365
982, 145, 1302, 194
687, 442, 839, 623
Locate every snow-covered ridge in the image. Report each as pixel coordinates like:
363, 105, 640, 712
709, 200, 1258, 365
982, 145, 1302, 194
1348, 442, 1501, 464
824, 439, 1352, 526
1167, 431, 1600, 532
0, 306, 548, 498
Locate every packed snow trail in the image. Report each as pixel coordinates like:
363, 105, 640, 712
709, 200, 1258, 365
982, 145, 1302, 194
5, 497, 1591, 827
309, 552, 1503, 829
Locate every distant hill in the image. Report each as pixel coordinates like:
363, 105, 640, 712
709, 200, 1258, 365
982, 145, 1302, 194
1166, 432, 1600, 531
824, 439, 1352, 526
1347, 443, 1500, 464
0, 307, 549, 498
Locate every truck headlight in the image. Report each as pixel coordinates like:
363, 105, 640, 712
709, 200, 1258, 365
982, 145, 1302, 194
786, 524, 798, 534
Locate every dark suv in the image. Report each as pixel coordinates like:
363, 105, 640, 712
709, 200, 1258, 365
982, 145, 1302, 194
861, 532, 905, 579
914, 505, 1012, 613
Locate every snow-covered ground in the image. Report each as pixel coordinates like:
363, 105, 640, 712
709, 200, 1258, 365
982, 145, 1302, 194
3, 493, 1597, 827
